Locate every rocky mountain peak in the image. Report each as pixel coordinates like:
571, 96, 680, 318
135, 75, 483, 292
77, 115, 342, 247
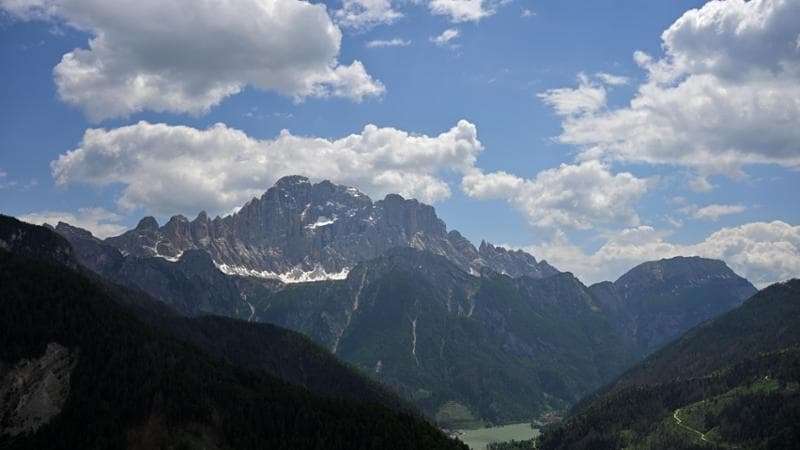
0, 215, 78, 269
447, 230, 479, 261
274, 174, 311, 188
596, 255, 758, 355
55, 221, 96, 241
615, 256, 740, 291
135, 216, 159, 231
475, 240, 559, 279
102, 177, 559, 282
166, 214, 189, 225
376, 194, 447, 238
194, 211, 209, 222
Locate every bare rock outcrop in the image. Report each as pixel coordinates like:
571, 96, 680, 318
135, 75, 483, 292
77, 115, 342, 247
0, 343, 76, 436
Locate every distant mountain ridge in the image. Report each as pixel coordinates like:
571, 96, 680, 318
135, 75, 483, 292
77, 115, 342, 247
590, 256, 757, 355
104, 176, 559, 282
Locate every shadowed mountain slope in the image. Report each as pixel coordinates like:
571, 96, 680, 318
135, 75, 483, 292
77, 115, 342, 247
0, 215, 465, 449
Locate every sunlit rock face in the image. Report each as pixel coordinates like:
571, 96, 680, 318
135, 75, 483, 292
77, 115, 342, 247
104, 176, 559, 282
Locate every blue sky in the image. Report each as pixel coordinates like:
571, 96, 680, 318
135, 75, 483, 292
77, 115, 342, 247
1, 0, 798, 286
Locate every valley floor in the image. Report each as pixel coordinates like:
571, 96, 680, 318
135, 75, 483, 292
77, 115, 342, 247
453, 423, 540, 450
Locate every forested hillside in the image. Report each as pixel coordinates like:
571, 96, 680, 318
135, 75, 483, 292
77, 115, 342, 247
537, 280, 800, 450
0, 217, 465, 450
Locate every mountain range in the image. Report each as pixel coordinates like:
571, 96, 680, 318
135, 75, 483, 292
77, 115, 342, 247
0, 215, 466, 449
103, 176, 557, 282
43, 177, 758, 429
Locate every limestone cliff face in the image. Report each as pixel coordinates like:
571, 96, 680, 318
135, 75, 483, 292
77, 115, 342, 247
103, 176, 558, 281
0, 343, 76, 437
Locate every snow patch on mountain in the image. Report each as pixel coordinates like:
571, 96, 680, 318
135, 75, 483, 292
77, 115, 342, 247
216, 262, 350, 283
305, 216, 337, 230
152, 251, 183, 262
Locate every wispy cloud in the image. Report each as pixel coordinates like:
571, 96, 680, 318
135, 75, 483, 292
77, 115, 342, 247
681, 203, 747, 221
431, 28, 460, 48
595, 72, 629, 86
366, 38, 411, 48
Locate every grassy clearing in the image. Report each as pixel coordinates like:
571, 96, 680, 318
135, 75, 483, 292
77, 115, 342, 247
437, 401, 485, 429
456, 423, 540, 450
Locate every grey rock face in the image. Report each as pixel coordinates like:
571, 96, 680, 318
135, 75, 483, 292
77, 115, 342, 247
55, 222, 281, 320
0, 215, 78, 270
475, 241, 559, 279
54, 222, 125, 275
0, 343, 76, 437
105, 176, 559, 281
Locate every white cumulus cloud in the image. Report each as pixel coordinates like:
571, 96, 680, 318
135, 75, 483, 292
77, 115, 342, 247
51, 120, 483, 216
538, 73, 607, 116
462, 160, 649, 230
428, 0, 497, 23
546, 0, 800, 174
0, 0, 385, 121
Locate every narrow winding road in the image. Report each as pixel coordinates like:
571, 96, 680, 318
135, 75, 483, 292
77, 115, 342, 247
673, 408, 709, 443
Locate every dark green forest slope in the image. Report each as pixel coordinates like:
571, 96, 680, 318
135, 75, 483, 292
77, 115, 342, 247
537, 280, 800, 450
260, 248, 634, 427
0, 217, 465, 450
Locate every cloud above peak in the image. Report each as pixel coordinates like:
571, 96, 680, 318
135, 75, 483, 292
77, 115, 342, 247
51, 120, 483, 216
1, 0, 384, 121
462, 161, 649, 230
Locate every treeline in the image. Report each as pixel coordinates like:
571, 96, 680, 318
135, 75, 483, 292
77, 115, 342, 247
487, 439, 536, 449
